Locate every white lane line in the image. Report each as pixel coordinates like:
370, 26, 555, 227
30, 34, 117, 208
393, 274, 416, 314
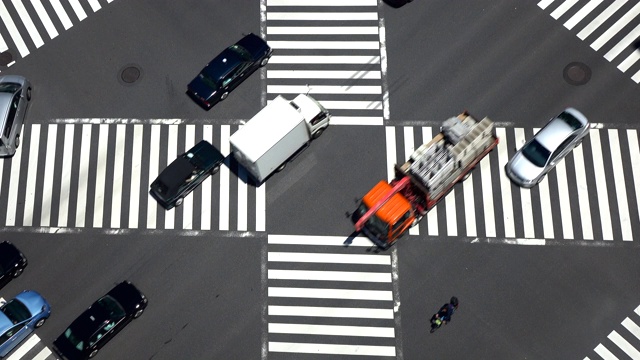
201, 125, 213, 231
268, 252, 390, 265
75, 124, 92, 227
268, 287, 392, 301
594, 343, 619, 359
0, 0, 29, 57
269, 342, 396, 356
270, 55, 379, 64
551, 0, 579, 19
267, 0, 377, 5
319, 100, 382, 110
268, 26, 378, 35
608, 330, 640, 358
618, 49, 640, 72
67, 0, 87, 21
538, 0, 554, 9
23, 124, 40, 226
591, 1, 640, 50
564, 0, 603, 30
268, 234, 375, 247
496, 128, 515, 238
622, 317, 640, 341
578, 0, 627, 40
57, 124, 74, 227
267, 70, 381, 79
605, 22, 640, 61
632, 69, 640, 83
32, 347, 52, 360
219, 125, 230, 231
556, 158, 574, 239
514, 128, 534, 238
404, 127, 419, 236
92, 124, 109, 228
87, 0, 101, 12
590, 130, 613, 240
164, 125, 178, 230
146, 125, 160, 229
463, 173, 476, 237
267, 12, 378, 21
268, 41, 379, 49
49, 0, 73, 30
445, 189, 457, 236
628, 130, 640, 227
608, 130, 632, 240
183, 125, 195, 230
269, 305, 394, 319
423, 127, 438, 236
538, 176, 554, 239
12, 0, 44, 48
128, 125, 143, 228
480, 153, 496, 237
330, 116, 383, 126
572, 142, 593, 239
110, 124, 125, 229
256, 181, 266, 232
269, 323, 394, 337
385, 126, 396, 182
268, 85, 381, 95
268, 269, 391, 282
40, 124, 57, 226
6, 334, 40, 360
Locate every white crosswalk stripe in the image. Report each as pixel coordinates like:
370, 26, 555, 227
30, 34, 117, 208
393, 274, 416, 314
539, 0, 640, 83
0, 122, 265, 232
587, 305, 640, 359
266, 0, 386, 125
388, 125, 640, 242
2, 333, 56, 360
266, 234, 398, 358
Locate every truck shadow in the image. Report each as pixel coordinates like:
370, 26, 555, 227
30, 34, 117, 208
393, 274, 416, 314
222, 155, 261, 187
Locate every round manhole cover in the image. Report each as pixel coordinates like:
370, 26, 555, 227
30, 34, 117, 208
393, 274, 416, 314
563, 62, 591, 86
0, 52, 13, 66
118, 64, 143, 85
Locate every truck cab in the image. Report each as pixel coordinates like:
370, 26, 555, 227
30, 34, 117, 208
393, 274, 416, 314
289, 93, 330, 137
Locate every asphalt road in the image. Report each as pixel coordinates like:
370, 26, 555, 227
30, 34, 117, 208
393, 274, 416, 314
1, 0, 639, 359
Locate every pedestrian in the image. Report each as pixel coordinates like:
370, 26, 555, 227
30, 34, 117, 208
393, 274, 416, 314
430, 296, 459, 333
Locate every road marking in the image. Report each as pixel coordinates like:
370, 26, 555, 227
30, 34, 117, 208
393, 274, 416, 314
268, 26, 378, 35
496, 128, 515, 237
269, 287, 393, 300
267, 84, 381, 95
605, 21, 640, 61
268, 252, 390, 265
128, 125, 143, 228
422, 127, 438, 236
564, 0, 603, 30
622, 317, 640, 341
445, 189, 457, 236
267, 12, 378, 21
268, 269, 391, 282
93, 124, 109, 228
32, 347, 52, 360
183, 125, 195, 230
256, 181, 266, 232
556, 157, 574, 239
164, 125, 178, 230
330, 116, 382, 126
269, 342, 396, 356
628, 130, 640, 229
6, 334, 40, 360
237, 167, 248, 231
633, 69, 640, 83
551, 0, 579, 19
514, 128, 534, 238
57, 124, 74, 227
201, 125, 213, 231
270, 55, 380, 64
219, 125, 230, 231
75, 124, 92, 227
608, 330, 640, 358
538, 0, 555, 9
578, 0, 627, 40
0, 0, 29, 57
403, 126, 419, 236
49, 0, 73, 30
480, 155, 495, 237
618, 49, 640, 72
590, 130, 613, 240
269, 323, 395, 337
268, 70, 381, 79
23, 124, 40, 226
87, 0, 101, 12
110, 124, 126, 229
572, 142, 593, 239
268, 41, 379, 49
146, 125, 160, 229
385, 126, 396, 182
67, 0, 87, 21
608, 130, 632, 240
591, 1, 640, 51
12, 0, 44, 48
267, 0, 377, 5
594, 343, 618, 360
268, 305, 394, 319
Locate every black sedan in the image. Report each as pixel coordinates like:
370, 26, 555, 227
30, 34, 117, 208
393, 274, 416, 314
0, 241, 27, 289
53, 281, 147, 360
187, 33, 272, 109
150, 140, 225, 210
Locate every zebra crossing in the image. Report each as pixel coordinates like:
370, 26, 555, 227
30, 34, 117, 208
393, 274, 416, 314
2, 334, 54, 360
538, 0, 640, 84
0, 121, 265, 232
0, 0, 114, 64
584, 304, 640, 360
386, 124, 640, 242
265, 0, 386, 125
266, 234, 398, 358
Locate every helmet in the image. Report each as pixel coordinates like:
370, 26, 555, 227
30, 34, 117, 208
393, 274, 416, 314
450, 296, 459, 308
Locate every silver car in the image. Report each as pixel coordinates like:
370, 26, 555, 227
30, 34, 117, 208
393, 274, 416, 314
0, 75, 31, 157
505, 108, 589, 188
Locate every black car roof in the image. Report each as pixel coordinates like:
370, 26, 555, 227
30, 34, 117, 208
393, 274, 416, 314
202, 48, 244, 82
68, 304, 111, 341
106, 281, 143, 314
155, 156, 196, 194
0, 241, 20, 270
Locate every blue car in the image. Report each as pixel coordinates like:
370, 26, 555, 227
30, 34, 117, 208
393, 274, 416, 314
0, 290, 51, 357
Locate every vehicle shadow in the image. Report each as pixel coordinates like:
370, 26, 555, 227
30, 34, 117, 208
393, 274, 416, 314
382, 0, 413, 9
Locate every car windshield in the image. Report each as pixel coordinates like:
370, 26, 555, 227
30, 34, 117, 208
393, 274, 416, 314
0, 299, 31, 324
64, 327, 85, 351
96, 295, 126, 320
0, 83, 19, 94
228, 44, 251, 61
557, 112, 583, 130
521, 139, 551, 168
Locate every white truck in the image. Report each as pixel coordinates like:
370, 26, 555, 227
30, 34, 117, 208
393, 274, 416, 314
230, 94, 331, 183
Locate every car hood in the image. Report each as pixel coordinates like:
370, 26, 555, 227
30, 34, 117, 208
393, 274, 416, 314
507, 152, 544, 181
15, 290, 50, 316
107, 282, 145, 315
235, 33, 270, 60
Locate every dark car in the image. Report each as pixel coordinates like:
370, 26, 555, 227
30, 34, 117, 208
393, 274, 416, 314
0, 241, 27, 289
53, 281, 147, 360
187, 33, 272, 109
150, 140, 225, 210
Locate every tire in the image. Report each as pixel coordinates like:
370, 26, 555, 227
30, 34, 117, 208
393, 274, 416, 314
26, 87, 31, 101
462, 168, 474, 181
260, 56, 270, 67
89, 349, 98, 358
15, 134, 19, 148
276, 163, 286, 172
312, 127, 325, 139
12, 268, 23, 278
134, 308, 144, 319
175, 198, 183, 207
35, 318, 46, 328
211, 165, 220, 175
220, 92, 229, 101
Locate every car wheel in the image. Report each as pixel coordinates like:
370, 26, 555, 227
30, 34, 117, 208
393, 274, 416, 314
211, 165, 220, 175
15, 134, 19, 148
134, 308, 144, 319
312, 127, 325, 139
175, 198, 183, 207
35, 318, 46, 328
89, 349, 98, 358
220, 92, 229, 101
260, 56, 270, 67
26, 87, 31, 101
12, 267, 23, 278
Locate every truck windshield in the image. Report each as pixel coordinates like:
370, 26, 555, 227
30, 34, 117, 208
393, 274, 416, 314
353, 203, 389, 241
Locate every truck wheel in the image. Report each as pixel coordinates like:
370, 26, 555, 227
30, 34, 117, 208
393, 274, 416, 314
276, 163, 286, 172
312, 127, 325, 139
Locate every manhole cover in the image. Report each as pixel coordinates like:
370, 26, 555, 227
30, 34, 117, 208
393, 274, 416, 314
563, 62, 591, 86
0, 52, 12, 66
121, 66, 140, 83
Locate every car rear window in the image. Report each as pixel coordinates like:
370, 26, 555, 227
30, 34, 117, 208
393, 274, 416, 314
558, 112, 583, 130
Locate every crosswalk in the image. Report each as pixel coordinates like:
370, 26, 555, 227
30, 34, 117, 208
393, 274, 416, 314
386, 125, 640, 242
266, 234, 398, 358
0, 0, 115, 65
0, 121, 265, 232
3, 334, 54, 360
585, 304, 640, 360
265, 0, 386, 125
538, 0, 640, 84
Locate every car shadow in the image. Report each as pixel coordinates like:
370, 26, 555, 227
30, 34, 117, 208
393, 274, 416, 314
383, 0, 413, 9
